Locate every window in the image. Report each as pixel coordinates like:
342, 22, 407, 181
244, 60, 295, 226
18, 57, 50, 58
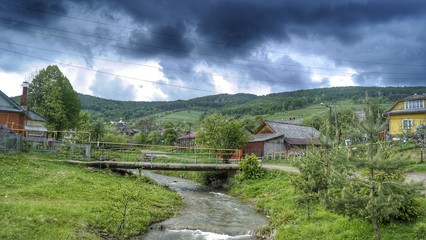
405, 100, 424, 109
402, 119, 414, 129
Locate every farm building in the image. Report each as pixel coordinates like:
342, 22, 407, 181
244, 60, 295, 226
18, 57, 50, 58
243, 121, 321, 159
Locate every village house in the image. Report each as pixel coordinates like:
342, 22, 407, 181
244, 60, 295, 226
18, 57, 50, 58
243, 121, 321, 159
176, 131, 196, 148
385, 93, 426, 139
0, 82, 47, 137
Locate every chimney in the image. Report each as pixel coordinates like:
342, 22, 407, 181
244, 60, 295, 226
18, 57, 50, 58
20, 81, 29, 111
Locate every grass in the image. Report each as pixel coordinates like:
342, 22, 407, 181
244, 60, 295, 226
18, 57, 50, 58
264, 100, 392, 121
0, 152, 183, 239
156, 110, 204, 124
229, 170, 426, 240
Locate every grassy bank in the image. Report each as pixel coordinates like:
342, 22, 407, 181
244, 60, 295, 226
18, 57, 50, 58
0, 153, 183, 239
229, 170, 426, 240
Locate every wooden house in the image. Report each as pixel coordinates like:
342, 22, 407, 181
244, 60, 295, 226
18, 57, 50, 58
0, 82, 47, 137
243, 121, 321, 158
176, 131, 196, 147
385, 93, 426, 138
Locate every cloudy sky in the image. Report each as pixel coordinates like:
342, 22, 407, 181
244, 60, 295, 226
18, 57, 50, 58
0, 0, 425, 101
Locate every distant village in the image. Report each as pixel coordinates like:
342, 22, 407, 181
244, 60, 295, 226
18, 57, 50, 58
1, 81, 426, 159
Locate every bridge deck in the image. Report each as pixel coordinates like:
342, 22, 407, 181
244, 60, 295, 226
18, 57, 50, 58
68, 160, 240, 171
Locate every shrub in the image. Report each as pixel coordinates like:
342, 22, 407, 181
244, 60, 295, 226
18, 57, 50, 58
236, 154, 265, 181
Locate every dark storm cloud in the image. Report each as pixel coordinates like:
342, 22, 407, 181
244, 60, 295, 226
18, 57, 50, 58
1, 0, 426, 100
242, 55, 323, 92
121, 22, 194, 59
0, 1, 68, 26
105, 0, 426, 57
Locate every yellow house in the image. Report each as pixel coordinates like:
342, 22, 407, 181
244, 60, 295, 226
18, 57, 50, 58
387, 93, 426, 137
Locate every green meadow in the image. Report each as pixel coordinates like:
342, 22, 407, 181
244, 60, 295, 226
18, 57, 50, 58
0, 153, 183, 239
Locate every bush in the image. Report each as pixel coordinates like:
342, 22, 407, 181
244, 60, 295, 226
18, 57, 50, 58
236, 154, 265, 181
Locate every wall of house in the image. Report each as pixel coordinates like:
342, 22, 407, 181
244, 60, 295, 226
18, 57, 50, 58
27, 119, 45, 127
243, 142, 264, 157
389, 113, 426, 136
264, 139, 285, 154
391, 101, 405, 111
257, 125, 274, 134
0, 112, 25, 133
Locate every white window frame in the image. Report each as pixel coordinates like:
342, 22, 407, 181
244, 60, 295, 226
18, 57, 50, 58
402, 119, 414, 129
405, 100, 424, 109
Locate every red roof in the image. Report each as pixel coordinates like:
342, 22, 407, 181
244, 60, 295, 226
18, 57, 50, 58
177, 132, 196, 140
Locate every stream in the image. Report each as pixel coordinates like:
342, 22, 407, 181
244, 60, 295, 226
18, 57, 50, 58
134, 171, 268, 240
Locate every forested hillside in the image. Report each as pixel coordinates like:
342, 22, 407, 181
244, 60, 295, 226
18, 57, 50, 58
80, 86, 426, 121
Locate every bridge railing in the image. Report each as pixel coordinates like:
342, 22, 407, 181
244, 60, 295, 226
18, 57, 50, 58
89, 142, 242, 165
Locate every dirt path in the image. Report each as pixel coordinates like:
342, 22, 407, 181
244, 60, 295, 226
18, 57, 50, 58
406, 172, 426, 195
262, 164, 426, 195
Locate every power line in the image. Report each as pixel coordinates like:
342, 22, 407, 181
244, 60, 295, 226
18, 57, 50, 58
0, 17, 353, 74
0, 40, 319, 84
1, 19, 425, 81
1, 40, 424, 83
0, 23, 355, 78
0, 47, 220, 94
1, 2, 425, 68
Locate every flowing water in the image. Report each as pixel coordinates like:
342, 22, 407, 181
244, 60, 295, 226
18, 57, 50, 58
135, 171, 268, 240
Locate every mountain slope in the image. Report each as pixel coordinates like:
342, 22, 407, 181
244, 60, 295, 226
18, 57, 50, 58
79, 86, 426, 121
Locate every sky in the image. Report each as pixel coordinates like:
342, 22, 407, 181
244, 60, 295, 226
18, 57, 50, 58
0, 0, 426, 102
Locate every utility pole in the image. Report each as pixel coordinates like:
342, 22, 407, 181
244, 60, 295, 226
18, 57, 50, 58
321, 103, 333, 145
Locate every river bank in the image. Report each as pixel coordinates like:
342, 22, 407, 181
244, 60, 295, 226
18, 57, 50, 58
0, 153, 183, 239
229, 169, 426, 239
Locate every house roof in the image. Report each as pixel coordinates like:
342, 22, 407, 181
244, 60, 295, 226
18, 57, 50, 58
387, 108, 426, 116
252, 121, 321, 145
0, 90, 46, 122
402, 93, 426, 101
177, 132, 196, 140
249, 133, 283, 142
386, 93, 426, 114
24, 124, 48, 132
264, 121, 320, 139
0, 90, 26, 113
28, 110, 47, 122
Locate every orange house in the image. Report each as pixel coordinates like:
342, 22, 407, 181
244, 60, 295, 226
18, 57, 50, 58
0, 82, 47, 136
0, 90, 28, 134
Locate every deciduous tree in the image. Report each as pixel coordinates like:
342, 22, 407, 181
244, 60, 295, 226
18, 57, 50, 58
29, 65, 80, 132
197, 113, 250, 163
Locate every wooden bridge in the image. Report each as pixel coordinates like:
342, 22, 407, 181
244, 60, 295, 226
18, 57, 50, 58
67, 160, 240, 171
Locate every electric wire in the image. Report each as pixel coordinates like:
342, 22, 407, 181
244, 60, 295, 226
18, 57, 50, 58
1, 2, 425, 67
0, 47, 220, 93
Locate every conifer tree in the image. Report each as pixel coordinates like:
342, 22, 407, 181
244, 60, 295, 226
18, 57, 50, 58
328, 93, 422, 240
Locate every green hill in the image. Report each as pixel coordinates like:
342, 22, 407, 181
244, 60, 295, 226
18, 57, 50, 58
79, 86, 426, 123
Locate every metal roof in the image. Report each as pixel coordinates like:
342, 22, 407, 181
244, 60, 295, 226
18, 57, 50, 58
24, 124, 48, 132
265, 121, 320, 139
402, 93, 426, 101
0, 90, 46, 121
249, 133, 283, 142
28, 110, 47, 122
0, 90, 25, 113
387, 108, 426, 116
251, 121, 321, 145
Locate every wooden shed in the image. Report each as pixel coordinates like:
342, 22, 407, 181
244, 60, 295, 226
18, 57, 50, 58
243, 121, 321, 158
